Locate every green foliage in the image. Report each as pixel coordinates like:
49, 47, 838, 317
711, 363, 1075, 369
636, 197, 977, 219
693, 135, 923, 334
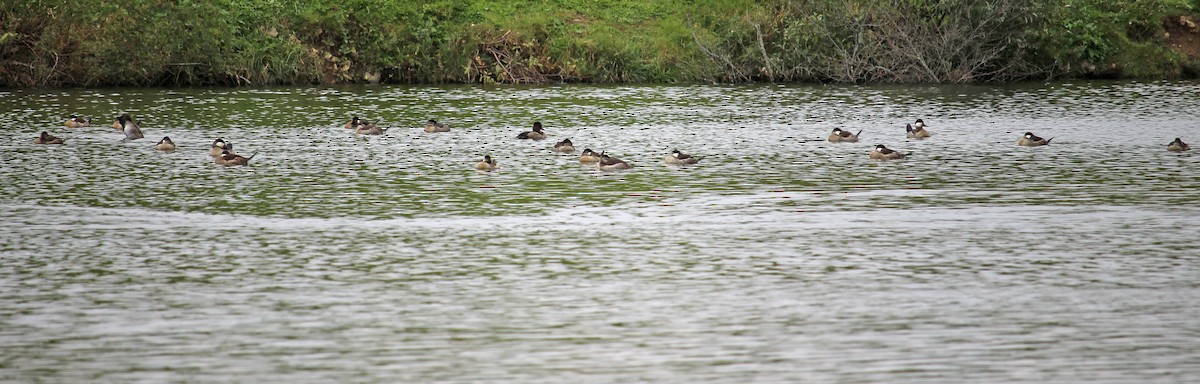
0, 0, 1196, 87
1036, 0, 1192, 77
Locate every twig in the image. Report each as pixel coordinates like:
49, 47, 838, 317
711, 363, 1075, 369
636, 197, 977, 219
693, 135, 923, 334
44, 51, 59, 86
755, 23, 773, 81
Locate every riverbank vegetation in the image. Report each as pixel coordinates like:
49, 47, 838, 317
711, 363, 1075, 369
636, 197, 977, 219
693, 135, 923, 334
3, 0, 1199, 87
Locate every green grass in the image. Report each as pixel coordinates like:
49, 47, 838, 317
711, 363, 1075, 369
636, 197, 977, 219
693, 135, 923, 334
0, 0, 1196, 87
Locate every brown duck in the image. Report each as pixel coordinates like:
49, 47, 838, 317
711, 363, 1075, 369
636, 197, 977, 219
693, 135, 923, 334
1017, 132, 1052, 146
906, 119, 931, 139
64, 115, 91, 128
517, 122, 547, 140
869, 144, 907, 160
474, 155, 498, 171
597, 152, 632, 171
215, 148, 257, 166
828, 128, 861, 143
34, 131, 65, 144
664, 149, 703, 165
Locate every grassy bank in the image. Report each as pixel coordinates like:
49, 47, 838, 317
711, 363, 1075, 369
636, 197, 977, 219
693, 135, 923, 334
2, 0, 1198, 87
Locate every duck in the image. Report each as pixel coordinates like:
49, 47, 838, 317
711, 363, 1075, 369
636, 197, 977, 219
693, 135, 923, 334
34, 131, 65, 144
828, 128, 861, 143
343, 116, 363, 129
155, 136, 176, 151
552, 138, 575, 153
665, 149, 703, 165
517, 122, 547, 140
1167, 138, 1190, 152
215, 148, 256, 166
210, 138, 230, 157
64, 115, 91, 128
906, 119, 931, 139
424, 119, 451, 133
579, 148, 601, 163
117, 113, 143, 141
474, 155, 498, 171
597, 152, 632, 171
869, 144, 907, 160
355, 122, 386, 135
1017, 132, 1052, 146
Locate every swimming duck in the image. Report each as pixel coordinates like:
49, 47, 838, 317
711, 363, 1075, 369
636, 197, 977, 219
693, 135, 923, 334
869, 144, 907, 160
34, 131, 65, 144
597, 152, 632, 171
1017, 132, 1052, 146
1167, 138, 1190, 152
155, 136, 176, 151
552, 138, 575, 153
117, 113, 143, 141
665, 149, 703, 165
424, 119, 451, 133
475, 155, 498, 171
579, 148, 601, 163
906, 119, 931, 139
64, 115, 91, 128
215, 148, 256, 166
343, 116, 363, 129
828, 128, 862, 143
517, 122, 547, 140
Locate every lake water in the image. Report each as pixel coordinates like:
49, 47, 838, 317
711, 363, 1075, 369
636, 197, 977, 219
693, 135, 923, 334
2, 81, 1199, 382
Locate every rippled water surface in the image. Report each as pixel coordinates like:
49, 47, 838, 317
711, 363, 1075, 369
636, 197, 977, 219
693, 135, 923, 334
3, 81, 1200, 382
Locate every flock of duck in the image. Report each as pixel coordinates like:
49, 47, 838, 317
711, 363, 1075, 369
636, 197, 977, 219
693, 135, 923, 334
333, 117, 690, 171
824, 118, 1192, 158
46, 114, 256, 165
36, 114, 707, 171
35, 115, 1194, 169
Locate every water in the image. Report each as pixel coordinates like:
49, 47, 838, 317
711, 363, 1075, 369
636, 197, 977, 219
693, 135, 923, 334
2, 81, 1199, 382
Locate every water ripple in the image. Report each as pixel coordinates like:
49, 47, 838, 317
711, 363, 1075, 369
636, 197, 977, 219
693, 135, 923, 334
2, 81, 1200, 382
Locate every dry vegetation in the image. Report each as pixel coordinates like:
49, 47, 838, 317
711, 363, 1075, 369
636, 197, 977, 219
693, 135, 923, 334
1, 0, 1198, 87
